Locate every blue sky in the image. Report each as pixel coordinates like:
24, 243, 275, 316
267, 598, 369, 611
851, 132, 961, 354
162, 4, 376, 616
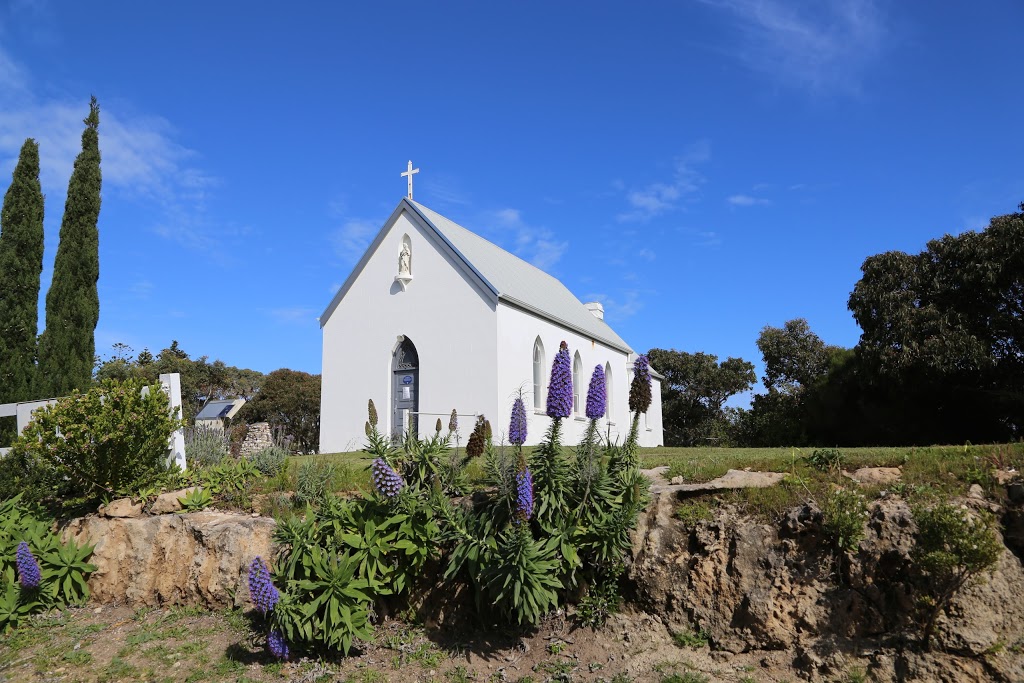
1, 1, 1021, 400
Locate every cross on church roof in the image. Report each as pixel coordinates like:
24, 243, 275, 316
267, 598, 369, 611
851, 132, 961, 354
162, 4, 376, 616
401, 160, 419, 200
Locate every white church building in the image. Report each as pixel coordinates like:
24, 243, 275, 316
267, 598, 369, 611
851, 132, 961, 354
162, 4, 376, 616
318, 196, 664, 453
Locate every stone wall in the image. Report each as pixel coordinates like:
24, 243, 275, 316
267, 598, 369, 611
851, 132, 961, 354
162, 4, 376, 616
239, 421, 274, 457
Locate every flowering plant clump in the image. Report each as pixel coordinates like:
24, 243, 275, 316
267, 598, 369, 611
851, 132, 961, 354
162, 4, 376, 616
515, 468, 534, 523
466, 416, 488, 459
16, 542, 41, 589
371, 457, 404, 498
248, 556, 279, 615
509, 397, 528, 446
546, 341, 573, 419
585, 365, 607, 420
628, 354, 652, 414
268, 629, 290, 660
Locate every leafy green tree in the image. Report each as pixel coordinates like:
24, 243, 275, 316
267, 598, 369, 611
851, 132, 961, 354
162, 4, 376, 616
36, 97, 102, 397
849, 202, 1024, 443
238, 368, 321, 453
0, 139, 44, 443
742, 319, 840, 446
94, 340, 265, 422
647, 348, 755, 446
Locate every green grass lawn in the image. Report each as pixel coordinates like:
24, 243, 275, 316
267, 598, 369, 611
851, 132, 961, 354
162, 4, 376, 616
290, 442, 1023, 518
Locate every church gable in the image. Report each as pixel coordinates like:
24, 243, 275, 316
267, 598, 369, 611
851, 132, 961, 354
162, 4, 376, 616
320, 200, 499, 328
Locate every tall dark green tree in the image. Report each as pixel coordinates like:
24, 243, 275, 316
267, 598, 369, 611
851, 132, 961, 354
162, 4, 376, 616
0, 139, 45, 442
37, 97, 102, 397
0, 140, 45, 397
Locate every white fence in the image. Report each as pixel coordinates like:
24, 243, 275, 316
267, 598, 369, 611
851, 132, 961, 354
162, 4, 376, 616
0, 373, 187, 470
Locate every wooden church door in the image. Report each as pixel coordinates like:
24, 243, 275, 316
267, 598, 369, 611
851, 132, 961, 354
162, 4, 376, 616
392, 337, 419, 438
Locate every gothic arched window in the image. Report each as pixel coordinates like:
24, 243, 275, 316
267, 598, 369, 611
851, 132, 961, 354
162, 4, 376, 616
605, 362, 614, 422
532, 337, 545, 411
573, 352, 583, 416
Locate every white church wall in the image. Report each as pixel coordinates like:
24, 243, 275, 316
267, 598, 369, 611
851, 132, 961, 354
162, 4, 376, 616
495, 303, 641, 447
320, 209, 499, 453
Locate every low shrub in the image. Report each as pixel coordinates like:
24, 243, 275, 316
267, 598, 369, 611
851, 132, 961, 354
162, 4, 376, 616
251, 445, 289, 477
185, 423, 231, 468
0, 495, 96, 633
912, 503, 1001, 650
821, 487, 869, 553
294, 458, 337, 507
1, 378, 182, 502
805, 447, 844, 472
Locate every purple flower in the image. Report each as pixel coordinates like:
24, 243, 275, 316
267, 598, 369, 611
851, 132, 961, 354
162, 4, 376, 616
16, 542, 41, 589
268, 629, 289, 660
248, 556, 279, 615
509, 398, 528, 446
515, 468, 534, 523
371, 457, 404, 498
628, 354, 652, 414
585, 365, 607, 420
546, 341, 573, 419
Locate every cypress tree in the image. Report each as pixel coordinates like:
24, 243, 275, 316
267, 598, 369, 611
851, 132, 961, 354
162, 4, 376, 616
0, 139, 45, 407
37, 97, 102, 397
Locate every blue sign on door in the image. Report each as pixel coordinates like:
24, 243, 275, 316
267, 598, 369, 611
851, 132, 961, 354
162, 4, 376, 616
402, 375, 413, 384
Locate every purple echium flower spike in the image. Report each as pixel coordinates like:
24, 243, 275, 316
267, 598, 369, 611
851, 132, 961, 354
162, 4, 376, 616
546, 341, 573, 419
267, 629, 289, 660
247, 556, 279, 615
628, 354, 652, 414
509, 397, 528, 446
515, 468, 534, 523
585, 364, 607, 420
16, 542, 41, 589
371, 457, 404, 498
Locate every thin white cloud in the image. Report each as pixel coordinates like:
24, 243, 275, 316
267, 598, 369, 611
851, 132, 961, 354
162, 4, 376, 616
637, 248, 656, 261
618, 141, 711, 222
727, 194, 770, 207
485, 207, 568, 271
0, 46, 229, 259
583, 290, 645, 321
330, 218, 380, 262
700, 0, 886, 93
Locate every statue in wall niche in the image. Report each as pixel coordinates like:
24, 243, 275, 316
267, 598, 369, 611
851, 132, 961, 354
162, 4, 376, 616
398, 242, 412, 277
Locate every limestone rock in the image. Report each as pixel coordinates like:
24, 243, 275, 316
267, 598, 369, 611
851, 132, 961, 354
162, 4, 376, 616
969, 483, 985, 499
629, 493, 1024, 665
61, 511, 276, 609
150, 487, 198, 515
655, 469, 785, 493
844, 467, 902, 486
98, 498, 142, 518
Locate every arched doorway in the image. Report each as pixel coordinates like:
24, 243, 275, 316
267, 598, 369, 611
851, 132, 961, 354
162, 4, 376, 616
392, 336, 419, 438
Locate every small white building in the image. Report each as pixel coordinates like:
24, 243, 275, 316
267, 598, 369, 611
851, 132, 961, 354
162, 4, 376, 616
319, 198, 663, 453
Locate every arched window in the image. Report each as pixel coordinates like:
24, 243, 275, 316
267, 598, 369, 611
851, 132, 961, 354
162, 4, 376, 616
532, 337, 545, 411
573, 352, 582, 416
605, 362, 613, 422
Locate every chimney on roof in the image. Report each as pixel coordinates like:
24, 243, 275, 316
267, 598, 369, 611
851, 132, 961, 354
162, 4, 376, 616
584, 302, 604, 320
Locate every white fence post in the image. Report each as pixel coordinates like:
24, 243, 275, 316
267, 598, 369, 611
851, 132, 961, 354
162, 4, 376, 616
160, 373, 187, 471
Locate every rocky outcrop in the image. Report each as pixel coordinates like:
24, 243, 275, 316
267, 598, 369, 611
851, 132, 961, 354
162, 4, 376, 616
61, 511, 276, 609
629, 488, 1024, 681
149, 487, 199, 514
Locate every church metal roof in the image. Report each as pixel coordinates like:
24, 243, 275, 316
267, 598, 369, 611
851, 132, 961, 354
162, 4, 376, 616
407, 200, 635, 355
